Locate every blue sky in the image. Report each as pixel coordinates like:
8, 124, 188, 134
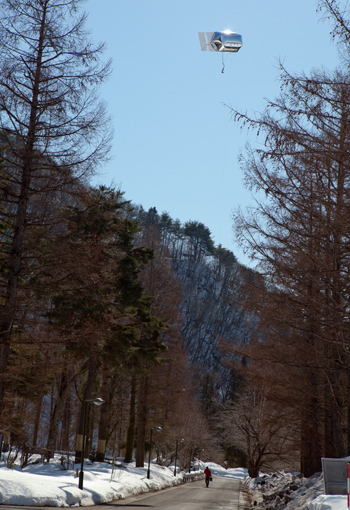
86, 0, 339, 266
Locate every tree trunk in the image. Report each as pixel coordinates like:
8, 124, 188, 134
47, 370, 72, 456
32, 392, 44, 447
347, 367, 350, 456
135, 376, 149, 467
300, 370, 322, 477
96, 360, 111, 462
75, 344, 98, 463
124, 376, 136, 463
61, 392, 72, 452
324, 359, 345, 459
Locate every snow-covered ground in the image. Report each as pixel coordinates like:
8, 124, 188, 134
244, 471, 345, 510
1, 452, 344, 509
0, 455, 246, 507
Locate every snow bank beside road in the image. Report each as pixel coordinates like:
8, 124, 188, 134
0, 457, 245, 507
309, 495, 345, 510
244, 471, 346, 510
0, 460, 183, 507
202, 462, 247, 480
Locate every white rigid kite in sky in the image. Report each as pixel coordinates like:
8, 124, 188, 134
198, 30, 243, 53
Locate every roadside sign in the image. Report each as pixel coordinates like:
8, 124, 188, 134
322, 458, 350, 495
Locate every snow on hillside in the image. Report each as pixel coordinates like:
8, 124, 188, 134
0, 456, 246, 507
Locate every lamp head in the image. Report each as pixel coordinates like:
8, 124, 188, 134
92, 397, 105, 406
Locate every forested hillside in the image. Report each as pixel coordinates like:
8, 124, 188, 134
133, 206, 254, 405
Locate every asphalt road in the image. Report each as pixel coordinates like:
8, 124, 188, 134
105, 476, 241, 510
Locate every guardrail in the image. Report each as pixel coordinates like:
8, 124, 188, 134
182, 471, 204, 482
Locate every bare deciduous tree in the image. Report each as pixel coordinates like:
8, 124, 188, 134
0, 0, 111, 409
219, 384, 298, 477
230, 66, 350, 475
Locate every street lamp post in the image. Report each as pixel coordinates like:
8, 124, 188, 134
147, 426, 162, 479
78, 397, 105, 490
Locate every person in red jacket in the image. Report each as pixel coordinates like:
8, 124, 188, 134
204, 466, 212, 487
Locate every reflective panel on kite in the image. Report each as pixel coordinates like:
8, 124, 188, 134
198, 30, 243, 53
